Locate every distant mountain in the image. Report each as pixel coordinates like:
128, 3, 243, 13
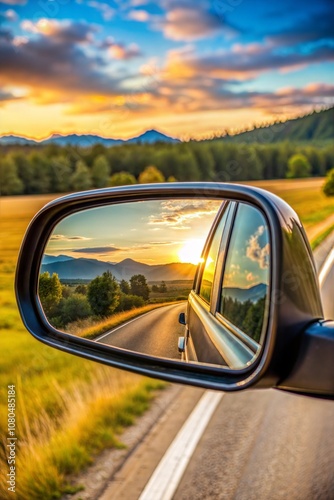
42, 255, 75, 265
43, 134, 123, 147
0, 135, 36, 146
221, 107, 334, 143
0, 129, 180, 147
224, 283, 267, 303
40, 256, 196, 282
127, 129, 179, 144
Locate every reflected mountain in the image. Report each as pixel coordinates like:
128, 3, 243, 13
41, 255, 197, 281
223, 283, 267, 303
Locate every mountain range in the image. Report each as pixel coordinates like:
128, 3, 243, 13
41, 255, 196, 282
1, 108, 332, 146
224, 283, 267, 303
0, 129, 179, 147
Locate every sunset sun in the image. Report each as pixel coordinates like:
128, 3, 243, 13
178, 239, 205, 265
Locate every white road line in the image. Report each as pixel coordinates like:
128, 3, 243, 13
95, 310, 153, 342
94, 303, 181, 342
139, 390, 224, 500
319, 247, 334, 287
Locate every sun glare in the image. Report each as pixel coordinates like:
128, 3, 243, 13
178, 239, 205, 265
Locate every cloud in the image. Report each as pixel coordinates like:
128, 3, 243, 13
171, 43, 334, 81
87, 1, 115, 21
246, 227, 270, 270
158, 6, 235, 41
101, 38, 142, 60
149, 200, 222, 228
0, 88, 21, 103
72, 245, 120, 253
21, 19, 97, 43
0, 9, 17, 21
0, 21, 128, 101
127, 9, 150, 22
50, 234, 92, 241
246, 272, 258, 282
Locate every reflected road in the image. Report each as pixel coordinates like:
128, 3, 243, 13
96, 302, 187, 359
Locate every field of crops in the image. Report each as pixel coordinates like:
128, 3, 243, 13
1, 178, 333, 499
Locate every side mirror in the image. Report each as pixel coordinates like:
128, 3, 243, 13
15, 183, 334, 398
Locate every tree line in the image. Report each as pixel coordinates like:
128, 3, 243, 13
1, 140, 334, 195
39, 270, 151, 329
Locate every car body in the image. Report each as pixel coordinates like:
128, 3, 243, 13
179, 200, 266, 368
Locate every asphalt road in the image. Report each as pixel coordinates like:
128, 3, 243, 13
97, 302, 187, 359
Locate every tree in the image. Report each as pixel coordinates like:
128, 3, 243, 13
323, 168, 334, 197
120, 279, 131, 294
28, 152, 51, 193
109, 171, 136, 186
0, 156, 23, 195
116, 293, 144, 312
49, 155, 72, 193
39, 272, 62, 316
92, 154, 110, 188
70, 160, 92, 191
58, 293, 92, 325
75, 284, 88, 295
9, 151, 33, 194
159, 281, 167, 293
130, 274, 150, 301
286, 154, 311, 178
87, 271, 120, 316
138, 165, 165, 184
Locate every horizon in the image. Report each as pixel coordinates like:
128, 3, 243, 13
43, 199, 270, 289
1, 1, 333, 140
1, 107, 332, 142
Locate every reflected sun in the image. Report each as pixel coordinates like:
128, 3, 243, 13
178, 239, 205, 265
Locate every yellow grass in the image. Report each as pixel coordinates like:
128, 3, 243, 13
67, 301, 181, 339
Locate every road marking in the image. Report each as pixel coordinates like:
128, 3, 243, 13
139, 390, 223, 500
319, 247, 334, 288
95, 303, 182, 342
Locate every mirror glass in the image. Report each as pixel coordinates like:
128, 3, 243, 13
39, 198, 270, 369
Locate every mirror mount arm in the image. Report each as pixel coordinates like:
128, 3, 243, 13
277, 320, 334, 398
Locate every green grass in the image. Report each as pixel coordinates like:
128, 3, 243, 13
311, 224, 334, 251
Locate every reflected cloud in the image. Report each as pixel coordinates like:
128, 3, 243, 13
50, 234, 92, 241
246, 226, 270, 270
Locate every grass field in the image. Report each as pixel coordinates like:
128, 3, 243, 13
0, 178, 333, 499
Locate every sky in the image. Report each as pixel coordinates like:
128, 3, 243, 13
0, 0, 333, 139
45, 199, 270, 288
45, 199, 223, 265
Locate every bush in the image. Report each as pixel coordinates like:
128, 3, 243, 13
57, 293, 92, 325
286, 153, 311, 178
323, 168, 334, 197
116, 293, 145, 312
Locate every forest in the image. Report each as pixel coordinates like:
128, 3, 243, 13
1, 108, 334, 196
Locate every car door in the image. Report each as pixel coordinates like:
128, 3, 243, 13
186, 201, 271, 369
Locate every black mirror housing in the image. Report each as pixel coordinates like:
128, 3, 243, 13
15, 183, 334, 397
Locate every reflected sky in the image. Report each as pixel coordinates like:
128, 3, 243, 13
45, 199, 222, 264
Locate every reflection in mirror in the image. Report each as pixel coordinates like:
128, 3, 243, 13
39, 199, 221, 355
218, 204, 270, 360
38, 199, 271, 370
